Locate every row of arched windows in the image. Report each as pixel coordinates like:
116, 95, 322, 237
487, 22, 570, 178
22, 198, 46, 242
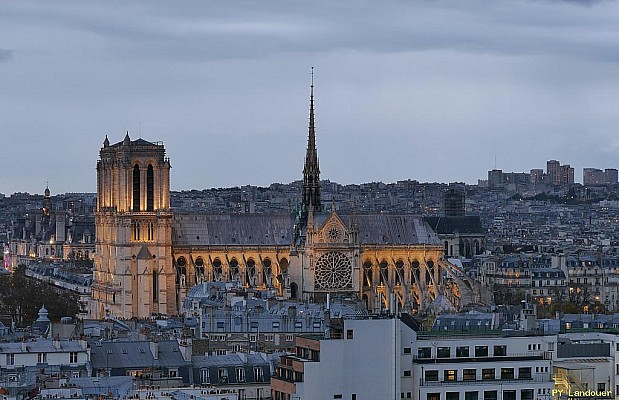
362, 259, 436, 287
133, 164, 155, 212
175, 255, 289, 288
132, 221, 155, 242
176, 256, 287, 275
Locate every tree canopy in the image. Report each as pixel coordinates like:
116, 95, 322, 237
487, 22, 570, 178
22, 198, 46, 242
0, 265, 80, 327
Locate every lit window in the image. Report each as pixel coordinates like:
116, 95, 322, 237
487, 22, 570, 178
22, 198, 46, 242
444, 370, 457, 381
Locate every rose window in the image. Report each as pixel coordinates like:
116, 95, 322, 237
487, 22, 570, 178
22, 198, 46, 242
326, 226, 342, 242
315, 252, 353, 290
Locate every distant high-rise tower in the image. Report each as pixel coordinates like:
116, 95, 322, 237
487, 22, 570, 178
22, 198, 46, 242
487, 169, 504, 187
546, 160, 573, 186
561, 164, 574, 185
605, 169, 618, 184
529, 169, 544, 185
583, 168, 604, 186
547, 160, 560, 185
302, 70, 321, 212
92, 133, 175, 319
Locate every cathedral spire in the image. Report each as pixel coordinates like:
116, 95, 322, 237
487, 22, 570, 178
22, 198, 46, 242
303, 67, 321, 212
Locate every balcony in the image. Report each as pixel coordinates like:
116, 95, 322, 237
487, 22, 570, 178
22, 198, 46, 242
413, 351, 551, 364
420, 373, 552, 387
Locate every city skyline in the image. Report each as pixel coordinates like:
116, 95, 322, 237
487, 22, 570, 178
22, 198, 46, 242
2, 0, 619, 194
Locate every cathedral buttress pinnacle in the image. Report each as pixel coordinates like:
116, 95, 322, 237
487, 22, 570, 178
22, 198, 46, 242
302, 67, 321, 212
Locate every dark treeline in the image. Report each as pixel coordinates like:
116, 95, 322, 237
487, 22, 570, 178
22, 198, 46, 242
0, 265, 80, 327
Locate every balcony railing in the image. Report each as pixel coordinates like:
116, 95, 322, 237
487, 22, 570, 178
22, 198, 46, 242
413, 351, 551, 364
420, 373, 552, 387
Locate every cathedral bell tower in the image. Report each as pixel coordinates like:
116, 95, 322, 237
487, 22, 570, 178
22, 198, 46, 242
92, 133, 175, 319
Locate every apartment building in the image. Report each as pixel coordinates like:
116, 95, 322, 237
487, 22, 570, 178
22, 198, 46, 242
271, 314, 556, 400
413, 332, 556, 400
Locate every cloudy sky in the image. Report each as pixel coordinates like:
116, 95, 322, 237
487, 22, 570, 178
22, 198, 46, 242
1, 0, 619, 194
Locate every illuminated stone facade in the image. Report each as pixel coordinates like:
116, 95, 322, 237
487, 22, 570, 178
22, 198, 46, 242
92, 89, 481, 319
91, 134, 175, 319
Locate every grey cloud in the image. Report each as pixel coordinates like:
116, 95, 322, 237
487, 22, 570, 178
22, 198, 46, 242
553, 0, 603, 5
0, 49, 13, 61
1, 0, 619, 193
3, 1, 619, 63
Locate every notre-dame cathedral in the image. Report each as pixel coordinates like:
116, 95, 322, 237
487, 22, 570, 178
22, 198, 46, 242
91, 84, 480, 319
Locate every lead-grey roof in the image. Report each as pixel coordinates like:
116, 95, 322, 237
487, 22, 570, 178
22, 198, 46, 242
89, 340, 187, 369
0, 339, 85, 353
173, 213, 293, 246
347, 214, 440, 245
192, 353, 268, 368
71, 376, 133, 398
173, 212, 440, 246
108, 137, 161, 148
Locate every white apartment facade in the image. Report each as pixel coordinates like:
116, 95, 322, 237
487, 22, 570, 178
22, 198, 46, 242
273, 316, 558, 400
412, 333, 556, 400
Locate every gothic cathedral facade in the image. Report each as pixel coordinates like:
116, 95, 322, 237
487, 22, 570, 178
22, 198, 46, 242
91, 87, 481, 319
92, 134, 175, 318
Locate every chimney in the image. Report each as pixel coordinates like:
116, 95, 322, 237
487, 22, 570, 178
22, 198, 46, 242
149, 341, 159, 360
53, 334, 61, 350
178, 338, 192, 362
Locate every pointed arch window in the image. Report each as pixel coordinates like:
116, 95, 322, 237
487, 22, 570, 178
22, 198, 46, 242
230, 259, 239, 280
132, 221, 141, 241
363, 261, 373, 287
132, 164, 141, 211
147, 222, 155, 241
147, 165, 154, 211
395, 260, 404, 286
153, 270, 159, 302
